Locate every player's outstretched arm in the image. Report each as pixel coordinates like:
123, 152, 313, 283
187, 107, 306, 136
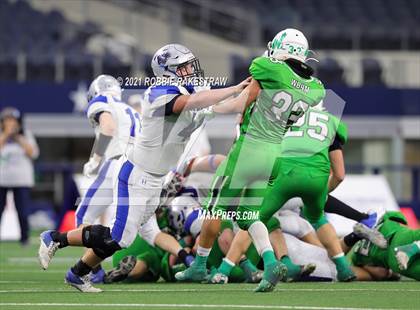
213, 78, 261, 114
172, 77, 251, 114
183, 154, 226, 176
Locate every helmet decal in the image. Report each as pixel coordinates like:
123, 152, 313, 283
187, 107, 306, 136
156, 50, 171, 66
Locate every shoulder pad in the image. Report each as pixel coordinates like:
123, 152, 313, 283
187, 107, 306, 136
147, 85, 182, 103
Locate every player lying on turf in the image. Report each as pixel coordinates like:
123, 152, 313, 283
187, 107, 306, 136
349, 211, 420, 281
104, 195, 255, 284
38, 44, 251, 292
275, 211, 415, 281
208, 195, 385, 284
274, 197, 382, 249
105, 192, 388, 284
268, 201, 389, 281
103, 205, 192, 284
176, 28, 326, 292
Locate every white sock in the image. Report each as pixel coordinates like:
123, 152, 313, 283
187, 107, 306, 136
197, 246, 211, 257
223, 257, 235, 267
332, 253, 345, 259
248, 221, 273, 256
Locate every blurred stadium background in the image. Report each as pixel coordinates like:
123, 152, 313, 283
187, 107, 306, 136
0, 0, 419, 240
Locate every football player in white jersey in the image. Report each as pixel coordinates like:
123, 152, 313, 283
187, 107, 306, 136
108, 44, 249, 250
37, 44, 250, 292
74, 75, 140, 283
38, 75, 139, 285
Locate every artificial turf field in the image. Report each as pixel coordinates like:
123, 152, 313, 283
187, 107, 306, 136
0, 237, 419, 310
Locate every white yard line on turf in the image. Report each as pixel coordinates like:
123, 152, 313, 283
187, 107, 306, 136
0, 288, 419, 293
0, 303, 402, 310
0, 281, 40, 283
0, 270, 68, 273
8, 257, 79, 263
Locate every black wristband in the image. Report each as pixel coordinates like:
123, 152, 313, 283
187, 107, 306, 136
177, 249, 189, 265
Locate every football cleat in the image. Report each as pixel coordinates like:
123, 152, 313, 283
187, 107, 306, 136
394, 242, 420, 271
175, 263, 208, 282
286, 263, 317, 282
245, 270, 264, 283
65, 269, 102, 293
254, 261, 287, 293
395, 250, 409, 271
38, 230, 59, 270
336, 267, 356, 282
353, 223, 387, 249
104, 256, 137, 284
207, 270, 228, 284
284, 263, 316, 282
90, 268, 106, 284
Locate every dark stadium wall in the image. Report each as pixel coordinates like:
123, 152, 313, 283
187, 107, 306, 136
1, 82, 419, 116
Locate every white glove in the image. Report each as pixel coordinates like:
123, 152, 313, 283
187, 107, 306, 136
83, 157, 102, 177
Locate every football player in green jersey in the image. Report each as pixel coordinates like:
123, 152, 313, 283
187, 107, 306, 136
351, 211, 420, 281
210, 106, 352, 288
103, 208, 193, 283
105, 234, 165, 283
255, 106, 357, 286
176, 28, 325, 291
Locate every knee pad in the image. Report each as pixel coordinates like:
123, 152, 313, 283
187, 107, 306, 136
82, 225, 121, 259
92, 240, 121, 259
309, 216, 329, 231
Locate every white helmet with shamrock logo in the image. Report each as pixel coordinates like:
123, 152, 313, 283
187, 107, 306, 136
267, 28, 309, 63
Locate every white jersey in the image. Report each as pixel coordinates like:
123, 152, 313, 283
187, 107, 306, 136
279, 197, 303, 213
129, 84, 214, 175
284, 233, 337, 280
87, 94, 140, 160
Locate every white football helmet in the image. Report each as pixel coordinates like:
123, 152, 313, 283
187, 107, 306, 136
267, 28, 309, 63
151, 43, 204, 79
87, 74, 122, 102
167, 196, 199, 235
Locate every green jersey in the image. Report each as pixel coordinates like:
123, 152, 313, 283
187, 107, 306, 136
351, 212, 416, 269
280, 108, 348, 172
246, 56, 325, 144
